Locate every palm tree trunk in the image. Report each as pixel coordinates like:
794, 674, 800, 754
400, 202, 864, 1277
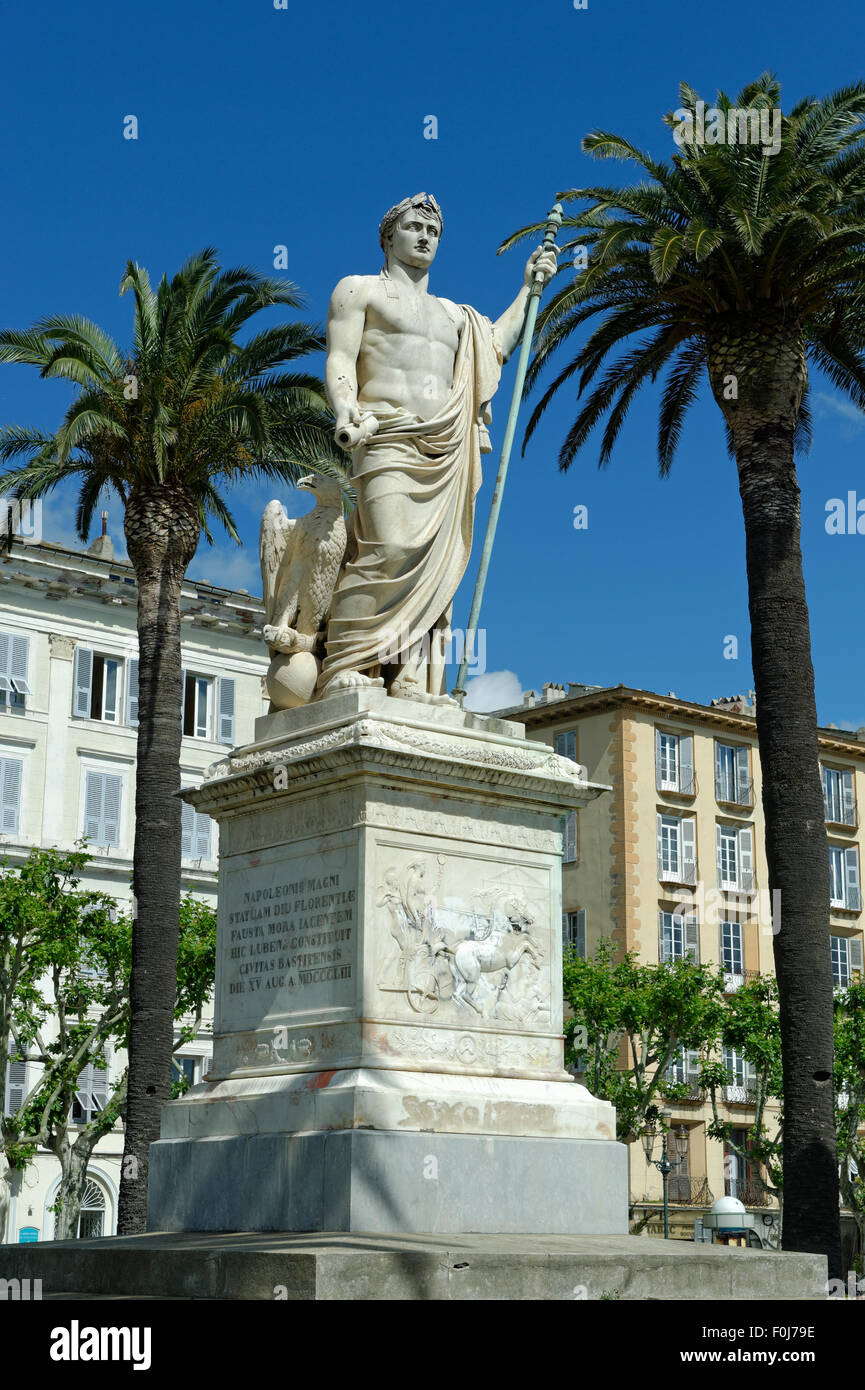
118, 488, 198, 1235
709, 311, 841, 1279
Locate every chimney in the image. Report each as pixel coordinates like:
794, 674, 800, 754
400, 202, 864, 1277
87, 511, 114, 561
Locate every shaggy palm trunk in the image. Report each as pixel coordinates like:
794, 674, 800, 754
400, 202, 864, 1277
118, 487, 199, 1235
709, 311, 841, 1280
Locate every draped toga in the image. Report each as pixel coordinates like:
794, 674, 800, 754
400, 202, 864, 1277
317, 304, 502, 696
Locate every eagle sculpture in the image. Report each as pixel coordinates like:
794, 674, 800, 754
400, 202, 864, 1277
259, 473, 347, 708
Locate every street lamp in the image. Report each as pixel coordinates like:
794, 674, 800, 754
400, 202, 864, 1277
642, 1107, 689, 1239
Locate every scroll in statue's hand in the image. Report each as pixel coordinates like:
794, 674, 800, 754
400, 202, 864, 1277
334, 407, 379, 452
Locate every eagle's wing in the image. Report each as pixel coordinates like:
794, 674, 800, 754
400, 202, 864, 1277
259, 501, 292, 626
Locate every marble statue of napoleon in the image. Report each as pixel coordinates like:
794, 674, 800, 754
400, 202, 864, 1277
317, 193, 557, 701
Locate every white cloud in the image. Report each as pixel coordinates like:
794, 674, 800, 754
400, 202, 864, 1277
815, 392, 865, 433
462, 669, 523, 713
188, 541, 261, 595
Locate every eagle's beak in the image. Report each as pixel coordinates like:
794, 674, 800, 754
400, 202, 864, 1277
297, 475, 316, 493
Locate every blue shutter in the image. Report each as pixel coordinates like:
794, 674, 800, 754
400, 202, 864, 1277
218, 677, 235, 744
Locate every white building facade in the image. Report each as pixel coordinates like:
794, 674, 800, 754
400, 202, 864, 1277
1, 528, 267, 1242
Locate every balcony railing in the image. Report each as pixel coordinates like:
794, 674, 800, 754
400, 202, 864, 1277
716, 778, 754, 810
722, 968, 761, 994
824, 803, 858, 830
724, 1083, 758, 1105
725, 1178, 770, 1207
830, 888, 862, 913
668, 1176, 714, 1205
656, 766, 697, 798
658, 861, 697, 886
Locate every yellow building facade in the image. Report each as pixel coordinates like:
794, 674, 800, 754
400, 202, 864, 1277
504, 682, 865, 1243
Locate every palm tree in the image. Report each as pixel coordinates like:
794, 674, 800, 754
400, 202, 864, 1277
0, 248, 344, 1232
503, 75, 865, 1277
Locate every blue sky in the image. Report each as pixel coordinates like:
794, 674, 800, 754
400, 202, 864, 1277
2, 0, 865, 724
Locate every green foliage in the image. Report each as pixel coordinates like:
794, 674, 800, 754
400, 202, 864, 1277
499, 75, 865, 471
0, 247, 347, 545
563, 939, 725, 1142
834, 979, 865, 1265
1, 848, 216, 1225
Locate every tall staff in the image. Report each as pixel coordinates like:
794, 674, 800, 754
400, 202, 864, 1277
453, 201, 563, 699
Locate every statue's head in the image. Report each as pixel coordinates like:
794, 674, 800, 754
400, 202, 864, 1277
379, 193, 443, 271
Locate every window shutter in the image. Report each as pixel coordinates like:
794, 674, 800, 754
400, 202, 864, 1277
194, 808, 211, 861
715, 823, 723, 887
657, 813, 664, 878
684, 913, 700, 964
0, 632, 8, 682
84, 771, 103, 840
680, 736, 694, 795
563, 811, 577, 863
738, 826, 754, 891
574, 907, 586, 957
850, 936, 864, 978
91, 1063, 109, 1116
126, 658, 139, 727
181, 797, 195, 857
659, 910, 669, 963
556, 730, 576, 762
4, 1060, 27, 1116
218, 677, 236, 744
101, 775, 122, 847
714, 742, 724, 800
845, 847, 861, 910
73, 646, 94, 717
821, 767, 830, 820
655, 729, 663, 788
842, 770, 856, 826
9, 635, 31, 695
735, 746, 750, 805
686, 1050, 701, 1085
0, 757, 22, 833
681, 817, 696, 883
562, 912, 569, 950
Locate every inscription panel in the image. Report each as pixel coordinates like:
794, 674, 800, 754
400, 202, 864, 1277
217, 842, 358, 1033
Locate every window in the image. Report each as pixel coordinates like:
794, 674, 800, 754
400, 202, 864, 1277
555, 730, 577, 762
725, 1130, 763, 1202
722, 1047, 756, 1102
658, 909, 700, 964
73, 647, 129, 724
562, 908, 586, 957
831, 934, 864, 987
562, 811, 577, 864
822, 766, 856, 827
667, 1046, 701, 1090
655, 730, 694, 794
181, 793, 212, 861
76, 1178, 106, 1240
71, 1061, 109, 1124
182, 672, 235, 743
657, 814, 697, 884
829, 845, 861, 910
4, 1059, 28, 1117
172, 1054, 209, 1087
715, 742, 752, 807
0, 631, 31, 711
716, 824, 754, 892
720, 919, 744, 987
0, 755, 22, 834
83, 770, 123, 848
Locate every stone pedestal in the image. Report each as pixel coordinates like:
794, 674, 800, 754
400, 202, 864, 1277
147, 690, 628, 1234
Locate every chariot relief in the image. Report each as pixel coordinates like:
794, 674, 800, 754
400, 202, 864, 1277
376, 856, 549, 1026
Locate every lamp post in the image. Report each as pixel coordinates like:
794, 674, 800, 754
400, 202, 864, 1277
642, 1108, 690, 1239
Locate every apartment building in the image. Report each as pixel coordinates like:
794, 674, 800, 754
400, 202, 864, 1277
503, 681, 865, 1242
1, 526, 267, 1242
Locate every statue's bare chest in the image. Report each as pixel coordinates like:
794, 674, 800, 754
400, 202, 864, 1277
364, 285, 461, 352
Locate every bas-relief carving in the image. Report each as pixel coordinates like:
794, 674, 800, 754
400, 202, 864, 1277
222, 790, 364, 853
362, 799, 557, 851
48, 633, 76, 660
380, 1026, 560, 1073
375, 854, 550, 1028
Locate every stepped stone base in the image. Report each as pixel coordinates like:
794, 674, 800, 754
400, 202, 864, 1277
0, 1231, 827, 1301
